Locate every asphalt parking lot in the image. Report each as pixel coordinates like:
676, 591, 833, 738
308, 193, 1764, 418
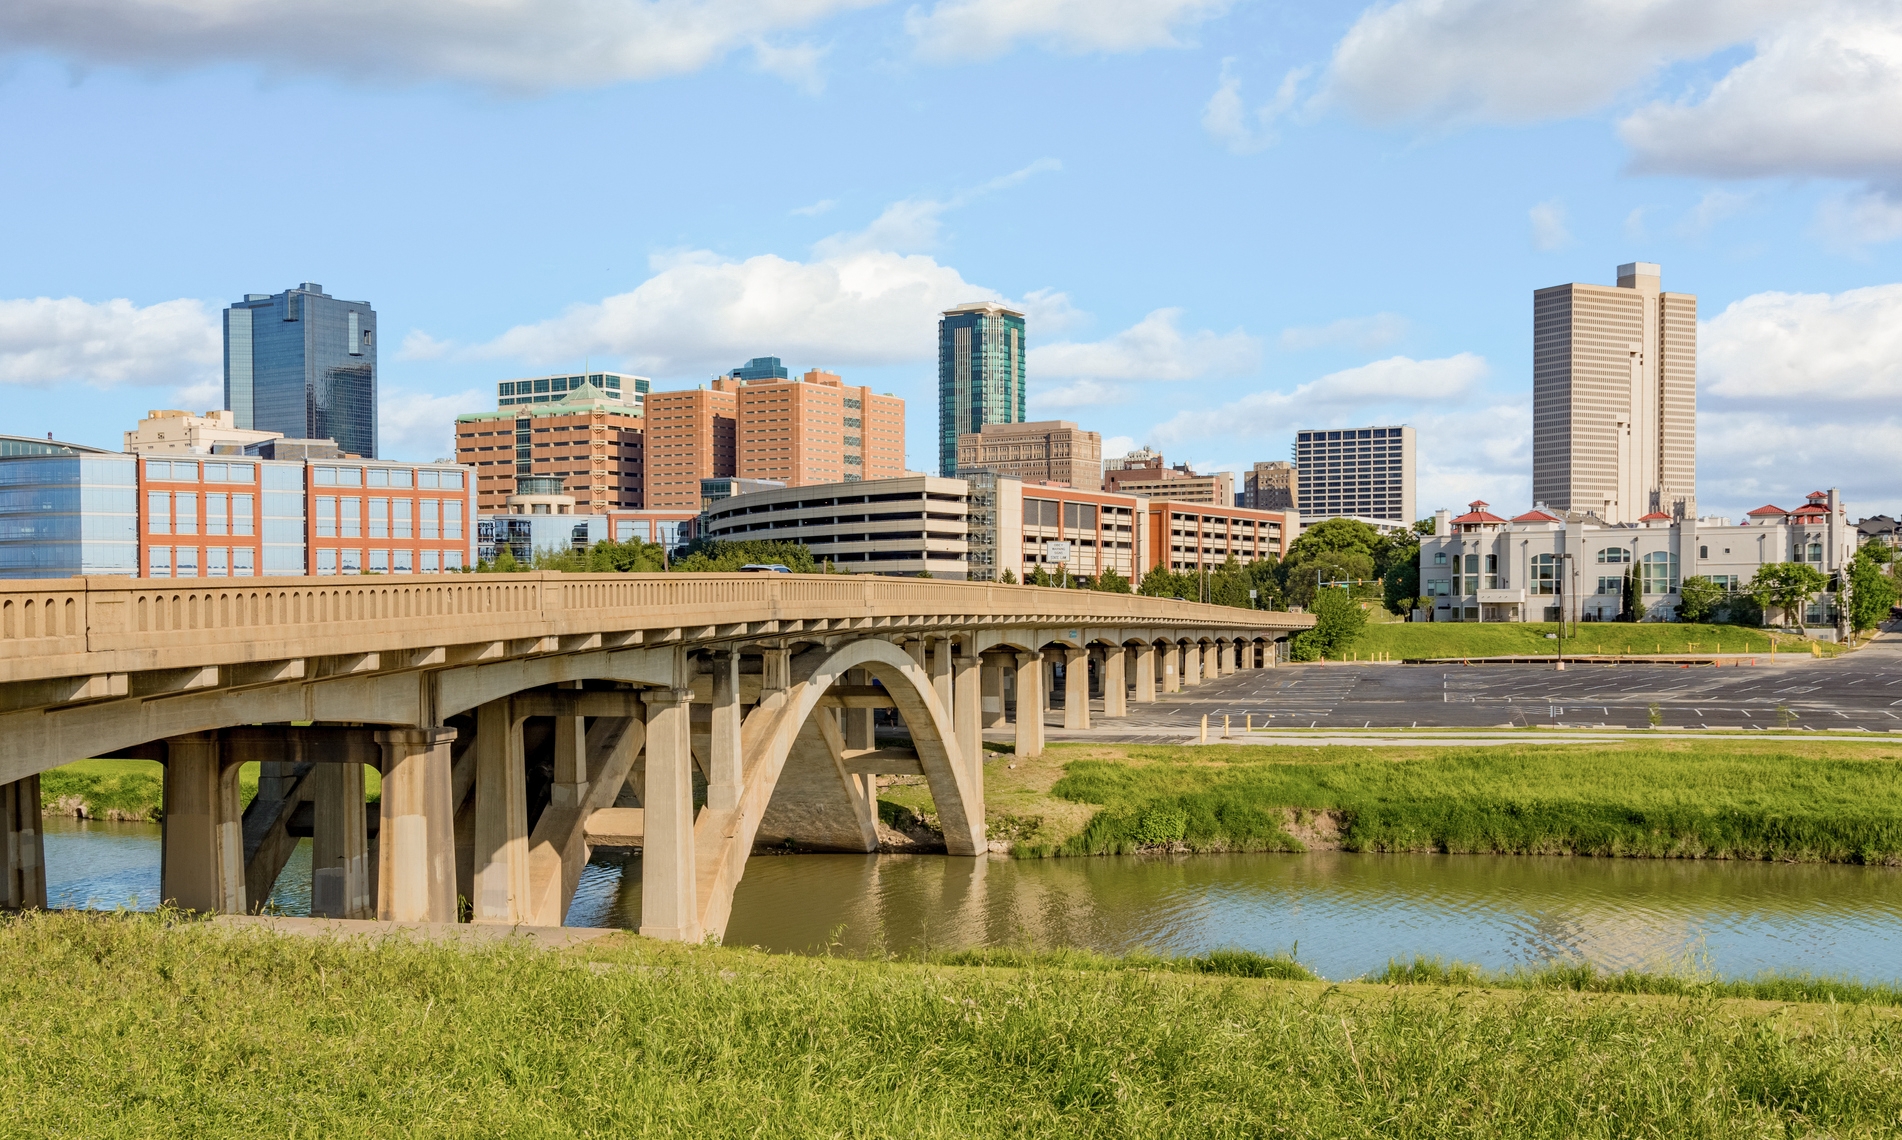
1037, 635, 1902, 739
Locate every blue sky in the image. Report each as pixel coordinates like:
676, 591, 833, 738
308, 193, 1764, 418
2, 0, 1900, 521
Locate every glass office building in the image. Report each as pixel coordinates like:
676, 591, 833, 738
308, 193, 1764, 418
937, 302, 1026, 477
730, 357, 789, 381
225, 283, 378, 459
495, 372, 648, 409
0, 455, 139, 576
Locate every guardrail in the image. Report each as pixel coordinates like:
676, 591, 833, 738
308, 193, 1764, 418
0, 573, 1311, 684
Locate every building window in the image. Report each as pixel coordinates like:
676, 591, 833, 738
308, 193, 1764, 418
421, 499, 440, 540
316, 497, 337, 538
206, 495, 227, 537
207, 548, 229, 577
175, 494, 197, 535
421, 550, 440, 573
369, 549, 389, 573
1807, 542, 1823, 563
444, 500, 463, 540
1641, 551, 1679, 595
394, 499, 413, 539
317, 549, 338, 575
394, 549, 413, 574
444, 550, 464, 571
369, 497, 389, 539
234, 548, 255, 577
175, 547, 198, 577
340, 548, 362, 575
148, 546, 171, 578
233, 494, 254, 536
1699, 545, 1708, 559
341, 497, 362, 538
1597, 546, 1631, 564
1596, 575, 1621, 595
148, 492, 171, 534
1484, 553, 1498, 590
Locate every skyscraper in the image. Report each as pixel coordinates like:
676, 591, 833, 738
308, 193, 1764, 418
1532, 262, 1696, 524
938, 302, 1025, 477
224, 284, 378, 459
1293, 426, 1415, 523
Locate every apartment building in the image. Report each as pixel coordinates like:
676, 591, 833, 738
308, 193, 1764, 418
997, 481, 1143, 582
955, 420, 1101, 489
736, 368, 905, 487
699, 475, 969, 577
1533, 262, 1696, 523
642, 380, 739, 511
1243, 460, 1297, 510
1419, 490, 1854, 627
1103, 450, 1234, 506
496, 371, 648, 411
456, 380, 645, 514
1145, 503, 1300, 573
1293, 425, 1415, 523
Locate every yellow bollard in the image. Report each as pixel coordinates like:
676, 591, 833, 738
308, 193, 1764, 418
1200, 714, 1209, 744
1224, 714, 1231, 737
1246, 713, 1253, 732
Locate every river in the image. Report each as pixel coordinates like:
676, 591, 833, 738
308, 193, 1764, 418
43, 815, 1902, 983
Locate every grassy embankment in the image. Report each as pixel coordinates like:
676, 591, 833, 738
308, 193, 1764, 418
883, 739, 1902, 861
39, 760, 380, 822
5, 910, 1902, 1137
1332, 621, 1823, 662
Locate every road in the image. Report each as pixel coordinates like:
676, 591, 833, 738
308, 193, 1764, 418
1032, 634, 1902, 742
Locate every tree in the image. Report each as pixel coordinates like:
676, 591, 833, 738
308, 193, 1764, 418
998, 568, 1018, 584
1028, 564, 1054, 587
1749, 561, 1828, 628
1094, 567, 1132, 594
1620, 568, 1640, 622
1374, 527, 1422, 616
1283, 549, 1375, 609
479, 547, 524, 574
1676, 575, 1727, 623
1138, 567, 1195, 601
1289, 587, 1366, 661
1849, 548, 1899, 633
669, 539, 817, 573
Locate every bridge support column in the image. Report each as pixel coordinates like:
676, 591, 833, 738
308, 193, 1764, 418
1012, 651, 1045, 758
981, 658, 1006, 727
1134, 644, 1156, 702
760, 645, 792, 710
641, 687, 701, 942
1162, 644, 1181, 693
1103, 647, 1128, 718
552, 688, 589, 811
708, 651, 743, 812
930, 637, 955, 718
161, 733, 245, 914
311, 761, 371, 919
3, 774, 45, 911
954, 652, 983, 807
1227, 642, 1240, 673
376, 727, 457, 923
1063, 648, 1091, 730
1184, 643, 1202, 686
471, 699, 529, 924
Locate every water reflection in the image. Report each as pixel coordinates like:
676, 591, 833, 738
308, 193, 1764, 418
571, 849, 1902, 982
42, 815, 312, 916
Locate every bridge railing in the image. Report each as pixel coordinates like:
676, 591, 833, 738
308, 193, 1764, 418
0, 574, 1311, 684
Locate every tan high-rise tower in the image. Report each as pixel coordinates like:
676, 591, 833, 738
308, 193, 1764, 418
1532, 262, 1695, 524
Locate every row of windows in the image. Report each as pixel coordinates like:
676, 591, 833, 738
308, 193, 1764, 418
314, 498, 462, 540
312, 466, 463, 490
148, 493, 254, 536
144, 460, 255, 483
148, 546, 255, 577
313, 548, 465, 574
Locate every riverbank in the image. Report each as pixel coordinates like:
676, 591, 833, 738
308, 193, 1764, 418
38, 760, 379, 821
880, 738, 1902, 861
2, 911, 1897, 1136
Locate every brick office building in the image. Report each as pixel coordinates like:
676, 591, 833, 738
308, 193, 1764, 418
456, 380, 644, 514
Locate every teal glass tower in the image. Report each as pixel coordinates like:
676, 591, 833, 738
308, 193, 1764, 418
937, 302, 1026, 477
224, 284, 378, 459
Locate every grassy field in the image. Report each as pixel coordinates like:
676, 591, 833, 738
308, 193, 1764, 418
883, 739, 1902, 861
4, 910, 1902, 1137
38, 760, 380, 821
1336, 621, 1808, 661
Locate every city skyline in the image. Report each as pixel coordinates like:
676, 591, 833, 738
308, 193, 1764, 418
1, 2, 1899, 521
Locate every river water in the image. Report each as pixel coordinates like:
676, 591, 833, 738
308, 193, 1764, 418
43, 816, 1902, 983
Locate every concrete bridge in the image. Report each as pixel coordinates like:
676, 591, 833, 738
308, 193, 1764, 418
0, 573, 1310, 940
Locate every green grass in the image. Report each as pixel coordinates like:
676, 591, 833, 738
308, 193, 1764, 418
1375, 956, 1902, 1007
6, 910, 1902, 1137
1030, 740, 1902, 861
38, 760, 381, 821
1337, 621, 1803, 661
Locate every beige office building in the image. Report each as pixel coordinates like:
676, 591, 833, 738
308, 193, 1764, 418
1533, 262, 1695, 524
956, 420, 1101, 488
1244, 460, 1297, 510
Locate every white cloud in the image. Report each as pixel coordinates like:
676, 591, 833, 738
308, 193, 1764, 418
1528, 199, 1571, 251
749, 38, 828, 94
1675, 188, 1758, 238
398, 330, 454, 361
0, 295, 218, 388
907, 0, 1231, 62
1619, 7, 1902, 184
1101, 434, 1138, 459
1699, 410, 1902, 518
1701, 284, 1902, 404
486, 248, 1002, 374
380, 386, 486, 462
1201, 60, 1309, 155
1152, 353, 1489, 442
790, 198, 838, 218
1031, 309, 1259, 382
0, 0, 880, 91
1278, 312, 1410, 352
810, 158, 1059, 258
1815, 190, 1902, 254
1030, 378, 1129, 411
1321, 0, 1784, 126
1016, 287, 1087, 335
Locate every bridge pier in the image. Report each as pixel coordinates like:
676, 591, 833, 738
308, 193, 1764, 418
311, 760, 372, 919
1103, 647, 1128, 718
1134, 643, 1156, 701
1162, 643, 1181, 693
954, 652, 983, 807
1063, 648, 1091, 730
472, 699, 529, 924
1184, 643, 1203, 687
161, 733, 246, 914
376, 727, 458, 923
1013, 650, 1045, 758
980, 657, 1006, 728
707, 652, 743, 812
640, 687, 701, 942
2, 774, 45, 910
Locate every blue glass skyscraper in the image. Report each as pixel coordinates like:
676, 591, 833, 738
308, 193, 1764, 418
937, 302, 1026, 476
224, 284, 378, 459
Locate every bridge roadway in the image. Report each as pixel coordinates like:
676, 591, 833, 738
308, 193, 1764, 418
0, 573, 1309, 939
